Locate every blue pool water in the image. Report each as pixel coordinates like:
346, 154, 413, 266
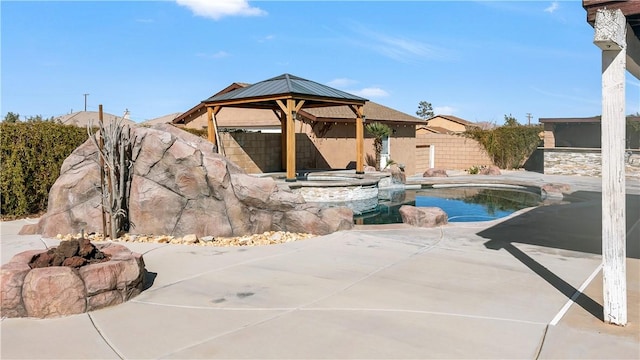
355, 186, 543, 224
415, 196, 515, 222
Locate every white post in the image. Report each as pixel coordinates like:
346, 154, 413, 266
594, 9, 627, 326
429, 145, 435, 169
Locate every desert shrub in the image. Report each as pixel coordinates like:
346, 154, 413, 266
180, 127, 208, 138
1, 120, 88, 217
465, 125, 542, 169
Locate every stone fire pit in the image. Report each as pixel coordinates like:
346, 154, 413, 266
1, 241, 146, 318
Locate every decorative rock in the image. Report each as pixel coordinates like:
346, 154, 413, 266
364, 165, 377, 172
182, 234, 199, 244
385, 164, 406, 184
22, 267, 87, 318
201, 236, 214, 242
0, 262, 31, 317
1, 243, 146, 318
87, 290, 123, 311
28, 124, 353, 238
479, 165, 501, 175
541, 183, 571, 199
399, 205, 448, 228
423, 168, 448, 177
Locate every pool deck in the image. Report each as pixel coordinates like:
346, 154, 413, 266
1, 171, 639, 359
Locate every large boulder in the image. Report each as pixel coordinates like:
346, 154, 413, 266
399, 206, 448, 228
29, 124, 353, 238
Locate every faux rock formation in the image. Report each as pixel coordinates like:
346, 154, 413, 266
0, 243, 145, 318
399, 205, 448, 228
26, 124, 353, 238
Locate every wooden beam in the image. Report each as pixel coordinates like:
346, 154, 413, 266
595, 8, 627, 326
585, 0, 640, 24
275, 99, 287, 113
286, 99, 296, 181
354, 104, 365, 174
207, 106, 216, 146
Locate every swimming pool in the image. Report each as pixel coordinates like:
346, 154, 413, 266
355, 185, 543, 224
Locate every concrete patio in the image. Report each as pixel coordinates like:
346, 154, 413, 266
1, 172, 638, 359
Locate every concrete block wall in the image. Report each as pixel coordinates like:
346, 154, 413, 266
221, 132, 282, 173
416, 133, 493, 171
220, 132, 329, 174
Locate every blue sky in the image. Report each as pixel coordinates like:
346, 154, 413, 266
2, 0, 639, 124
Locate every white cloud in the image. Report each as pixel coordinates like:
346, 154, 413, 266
176, 0, 266, 20
349, 87, 389, 98
434, 106, 457, 115
327, 78, 358, 88
544, 1, 559, 14
351, 24, 451, 62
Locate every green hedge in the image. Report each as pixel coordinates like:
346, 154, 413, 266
1, 121, 89, 217
465, 125, 543, 169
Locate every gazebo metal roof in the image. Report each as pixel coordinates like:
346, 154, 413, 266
203, 73, 367, 108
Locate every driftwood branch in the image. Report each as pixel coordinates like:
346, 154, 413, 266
87, 117, 134, 239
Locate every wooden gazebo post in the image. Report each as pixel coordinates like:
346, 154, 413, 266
350, 104, 365, 174
207, 105, 222, 153
594, 8, 627, 326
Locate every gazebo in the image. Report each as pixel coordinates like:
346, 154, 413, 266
201, 74, 368, 181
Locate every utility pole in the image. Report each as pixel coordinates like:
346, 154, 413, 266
526, 113, 532, 125
83, 93, 90, 111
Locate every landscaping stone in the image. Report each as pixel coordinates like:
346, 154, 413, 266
423, 168, 448, 177
384, 164, 406, 184
399, 205, 448, 228
479, 165, 501, 175
28, 124, 353, 238
22, 267, 87, 318
0, 243, 146, 318
541, 183, 571, 199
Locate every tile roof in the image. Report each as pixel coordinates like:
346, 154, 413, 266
302, 101, 424, 125
55, 111, 136, 128
428, 114, 474, 125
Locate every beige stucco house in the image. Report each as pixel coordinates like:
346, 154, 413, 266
416, 114, 476, 134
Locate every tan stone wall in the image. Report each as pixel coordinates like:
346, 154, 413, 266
416, 133, 493, 171
543, 148, 640, 178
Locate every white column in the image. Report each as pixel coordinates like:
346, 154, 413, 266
594, 8, 627, 326
429, 145, 435, 169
